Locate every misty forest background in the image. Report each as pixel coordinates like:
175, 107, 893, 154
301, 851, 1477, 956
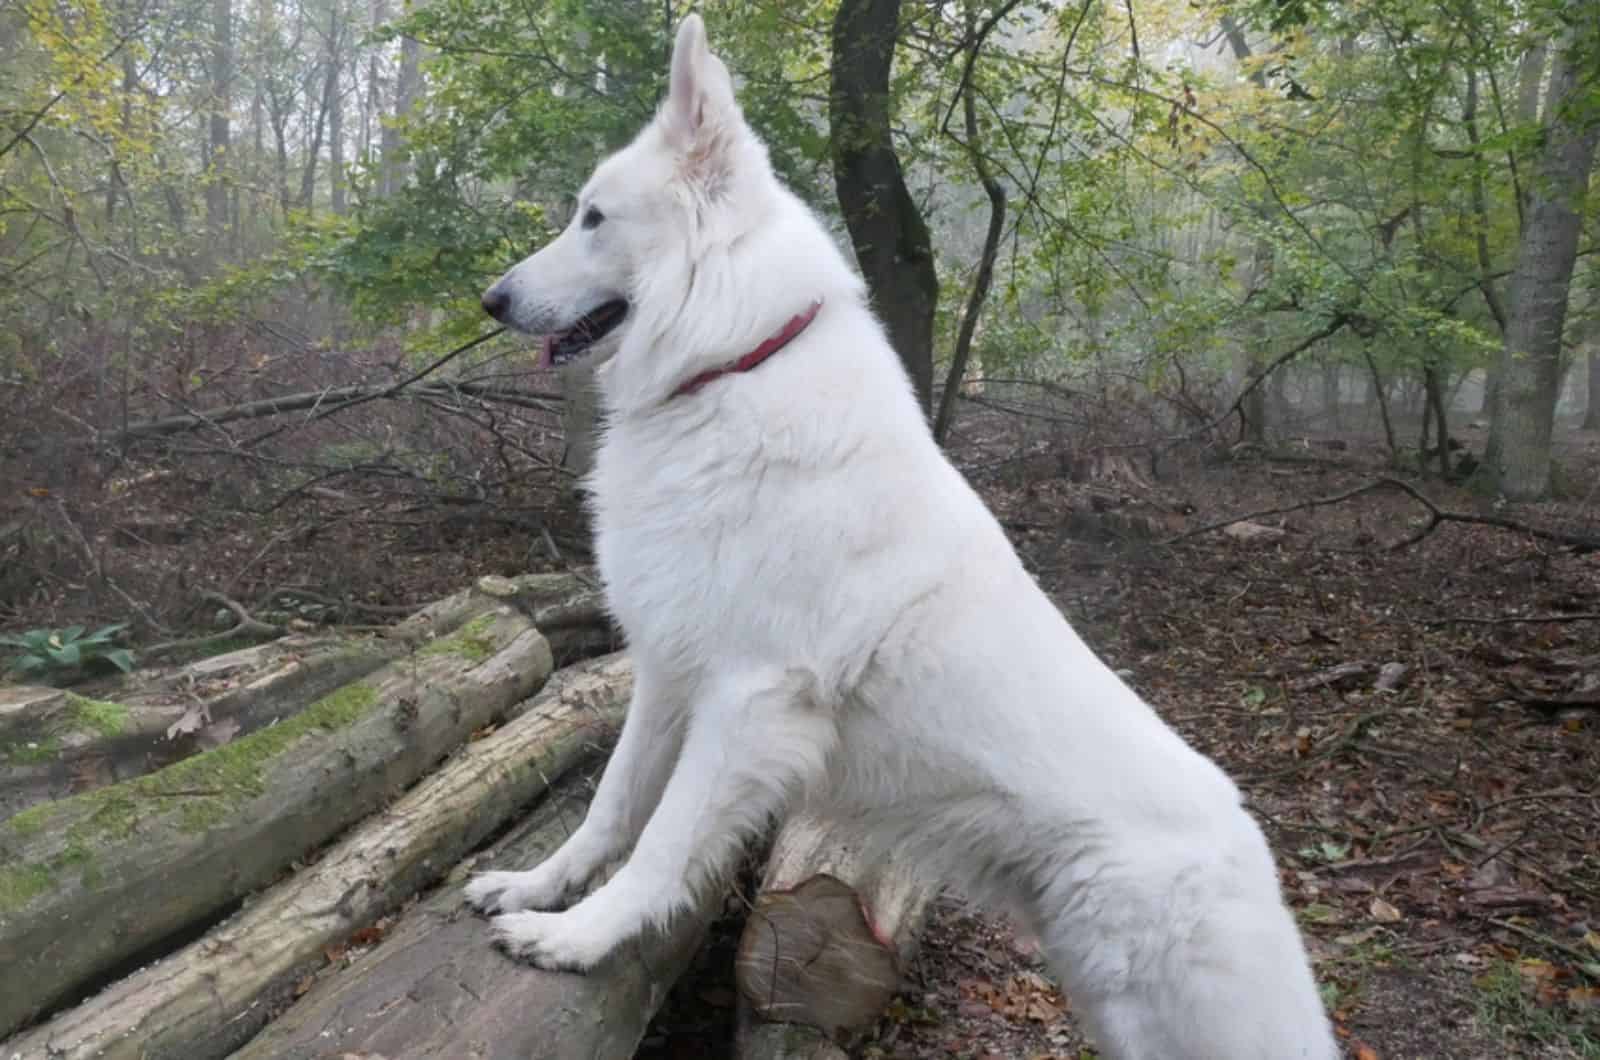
5, 1, 1600, 1056
2, 0, 1598, 639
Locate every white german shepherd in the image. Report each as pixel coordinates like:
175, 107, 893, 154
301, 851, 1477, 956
470, 15, 1337, 1059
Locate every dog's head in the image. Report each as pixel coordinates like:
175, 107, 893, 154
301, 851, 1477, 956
481, 14, 771, 377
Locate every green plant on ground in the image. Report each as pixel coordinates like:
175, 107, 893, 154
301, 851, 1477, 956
1, 625, 135, 683
1475, 960, 1600, 1058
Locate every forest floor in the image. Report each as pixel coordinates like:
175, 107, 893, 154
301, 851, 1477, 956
641, 417, 1600, 1060
5, 407, 1600, 1059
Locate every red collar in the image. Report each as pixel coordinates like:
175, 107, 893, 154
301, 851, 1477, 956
672, 299, 823, 398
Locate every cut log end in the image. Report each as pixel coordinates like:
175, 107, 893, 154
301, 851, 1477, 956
736, 872, 902, 1036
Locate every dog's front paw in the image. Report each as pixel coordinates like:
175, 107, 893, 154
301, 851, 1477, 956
491, 910, 623, 971
465, 868, 569, 914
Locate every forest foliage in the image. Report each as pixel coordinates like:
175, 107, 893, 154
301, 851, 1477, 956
1, 0, 1597, 495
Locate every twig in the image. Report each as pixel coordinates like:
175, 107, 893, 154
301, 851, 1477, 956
112, 374, 556, 442
1162, 479, 1390, 545
1487, 918, 1600, 978
1426, 613, 1600, 627
142, 591, 283, 661
1163, 477, 1600, 552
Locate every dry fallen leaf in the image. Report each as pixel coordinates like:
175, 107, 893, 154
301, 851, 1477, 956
1369, 897, 1402, 923
165, 701, 211, 740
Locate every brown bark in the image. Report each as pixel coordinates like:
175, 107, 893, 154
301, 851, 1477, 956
830, 0, 938, 416
2, 654, 633, 1060
736, 813, 932, 1055
0, 606, 552, 1039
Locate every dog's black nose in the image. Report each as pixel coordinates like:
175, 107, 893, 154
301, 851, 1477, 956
481, 286, 510, 322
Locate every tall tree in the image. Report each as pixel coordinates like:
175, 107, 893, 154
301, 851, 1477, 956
829, 0, 938, 417
206, 0, 235, 253
1487, 19, 1600, 499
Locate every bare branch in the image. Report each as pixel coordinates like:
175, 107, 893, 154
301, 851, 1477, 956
1163, 476, 1600, 552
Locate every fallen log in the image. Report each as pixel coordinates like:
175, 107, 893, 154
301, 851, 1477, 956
228, 778, 715, 1060
395, 571, 612, 664
0, 605, 551, 1039
735, 813, 933, 1056
231, 697, 719, 1059
1, 653, 634, 1060
0, 633, 401, 820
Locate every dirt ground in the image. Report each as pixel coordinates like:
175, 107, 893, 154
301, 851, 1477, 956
5, 405, 1599, 1058
641, 419, 1600, 1059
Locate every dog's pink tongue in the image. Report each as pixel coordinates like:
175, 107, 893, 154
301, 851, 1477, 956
538, 335, 555, 369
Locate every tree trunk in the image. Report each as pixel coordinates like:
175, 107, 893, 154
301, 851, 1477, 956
1487, 23, 1600, 499
328, 1, 346, 216
1421, 361, 1449, 475
735, 813, 932, 1056
301, 57, 333, 211
1321, 360, 1341, 429
933, 49, 1005, 446
382, 31, 423, 196
0, 607, 552, 1039
204, 0, 233, 255
2, 655, 634, 1060
1363, 344, 1398, 459
1221, 17, 1274, 444
1585, 349, 1600, 431
830, 0, 938, 417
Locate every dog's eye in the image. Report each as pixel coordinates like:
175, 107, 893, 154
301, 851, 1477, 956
582, 206, 605, 230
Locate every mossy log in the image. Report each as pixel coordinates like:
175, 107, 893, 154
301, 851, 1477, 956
394, 571, 612, 665
1, 653, 634, 1060
0, 605, 551, 1039
231, 693, 719, 1059
0, 633, 402, 821
735, 814, 933, 1056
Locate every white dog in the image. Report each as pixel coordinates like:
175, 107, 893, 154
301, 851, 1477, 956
469, 15, 1337, 1059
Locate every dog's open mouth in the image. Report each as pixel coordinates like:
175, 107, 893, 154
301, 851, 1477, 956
540, 300, 629, 368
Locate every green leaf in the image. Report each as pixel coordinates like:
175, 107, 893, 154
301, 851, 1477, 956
103, 649, 136, 674
51, 642, 82, 668
60, 624, 85, 644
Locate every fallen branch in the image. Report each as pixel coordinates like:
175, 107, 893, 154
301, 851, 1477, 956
2, 654, 633, 1060
0, 606, 552, 1039
1163, 477, 1600, 552
140, 590, 284, 662
1426, 613, 1600, 626
736, 813, 932, 1057
111, 376, 559, 443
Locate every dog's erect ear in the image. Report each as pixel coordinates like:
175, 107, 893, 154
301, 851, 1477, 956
665, 13, 737, 158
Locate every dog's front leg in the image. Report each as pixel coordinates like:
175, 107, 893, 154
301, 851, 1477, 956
467, 665, 683, 914
492, 670, 834, 971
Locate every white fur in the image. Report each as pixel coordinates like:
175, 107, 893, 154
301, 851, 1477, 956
470, 15, 1337, 1059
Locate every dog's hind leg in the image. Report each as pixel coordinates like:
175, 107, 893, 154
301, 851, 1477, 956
492, 669, 834, 970
466, 665, 684, 914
